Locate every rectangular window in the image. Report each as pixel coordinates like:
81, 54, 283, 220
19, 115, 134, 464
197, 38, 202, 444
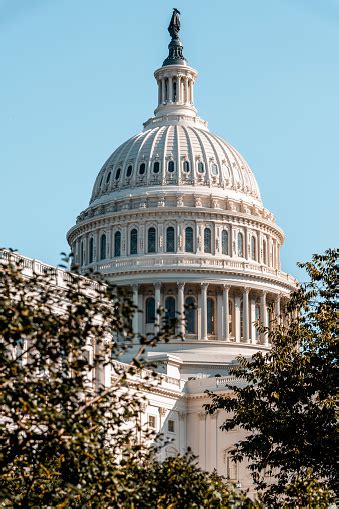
148, 415, 156, 429
168, 419, 175, 433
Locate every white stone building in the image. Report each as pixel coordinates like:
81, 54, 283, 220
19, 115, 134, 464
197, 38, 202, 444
8, 11, 298, 492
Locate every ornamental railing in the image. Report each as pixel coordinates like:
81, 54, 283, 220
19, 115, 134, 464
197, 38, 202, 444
92, 255, 297, 285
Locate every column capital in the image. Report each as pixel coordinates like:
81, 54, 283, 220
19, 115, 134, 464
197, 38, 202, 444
154, 282, 162, 290
132, 284, 139, 292
261, 290, 267, 298
200, 282, 209, 290
243, 287, 250, 295
177, 281, 185, 289
159, 407, 167, 417
223, 284, 230, 291
198, 411, 206, 421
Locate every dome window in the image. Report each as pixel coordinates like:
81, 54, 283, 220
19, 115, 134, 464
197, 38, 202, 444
148, 227, 156, 253
80, 240, 85, 266
211, 163, 219, 176
126, 165, 133, 177
130, 228, 138, 255
238, 232, 244, 258
185, 296, 196, 334
168, 160, 175, 173
197, 162, 205, 174
100, 234, 106, 260
222, 230, 229, 255
165, 296, 176, 327
166, 226, 175, 253
114, 231, 121, 257
153, 161, 160, 174
139, 163, 146, 175
115, 168, 121, 181
183, 161, 190, 173
106, 172, 111, 184
89, 238, 94, 264
99, 175, 103, 187
251, 236, 256, 260
185, 227, 194, 253
146, 297, 155, 324
262, 239, 267, 265
207, 298, 215, 335
204, 228, 212, 254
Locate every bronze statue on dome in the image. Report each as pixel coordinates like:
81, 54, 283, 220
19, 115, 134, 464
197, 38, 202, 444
168, 8, 181, 39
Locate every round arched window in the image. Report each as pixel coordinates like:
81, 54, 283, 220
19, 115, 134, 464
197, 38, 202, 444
106, 172, 111, 184
168, 160, 175, 173
126, 165, 133, 177
153, 161, 160, 174
115, 168, 121, 181
183, 161, 190, 173
139, 163, 146, 175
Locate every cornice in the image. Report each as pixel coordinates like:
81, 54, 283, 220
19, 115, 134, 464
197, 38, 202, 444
90, 264, 296, 292
67, 206, 284, 244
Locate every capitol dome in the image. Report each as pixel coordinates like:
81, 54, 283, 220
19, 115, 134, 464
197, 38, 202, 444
90, 125, 261, 207
67, 11, 296, 356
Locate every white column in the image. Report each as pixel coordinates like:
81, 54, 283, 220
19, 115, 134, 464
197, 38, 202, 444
217, 292, 223, 340
177, 76, 181, 102
177, 282, 185, 337
85, 234, 89, 265
191, 78, 194, 103
275, 294, 281, 325
260, 291, 268, 345
234, 295, 241, 343
184, 76, 188, 103
223, 285, 230, 341
250, 298, 256, 343
95, 231, 100, 262
200, 283, 208, 340
132, 284, 139, 338
161, 78, 166, 103
155, 282, 161, 329
158, 81, 161, 106
243, 287, 250, 343
168, 76, 173, 102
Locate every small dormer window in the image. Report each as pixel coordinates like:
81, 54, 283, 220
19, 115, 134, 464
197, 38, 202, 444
211, 163, 219, 176
198, 162, 204, 174
139, 163, 146, 175
183, 161, 190, 173
115, 168, 121, 181
153, 161, 160, 174
168, 160, 175, 173
126, 165, 133, 177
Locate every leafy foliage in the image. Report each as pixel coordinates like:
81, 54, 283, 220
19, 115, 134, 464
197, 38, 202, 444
206, 249, 338, 506
0, 251, 253, 508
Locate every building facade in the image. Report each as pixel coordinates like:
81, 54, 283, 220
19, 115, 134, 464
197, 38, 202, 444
66, 11, 297, 491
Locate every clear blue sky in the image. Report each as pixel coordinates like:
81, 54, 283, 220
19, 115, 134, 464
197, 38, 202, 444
1, 0, 338, 281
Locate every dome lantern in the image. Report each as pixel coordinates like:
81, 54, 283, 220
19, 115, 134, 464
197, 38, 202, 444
147, 9, 201, 128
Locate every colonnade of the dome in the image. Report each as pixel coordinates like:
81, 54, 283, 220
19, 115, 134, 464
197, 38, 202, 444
127, 281, 285, 344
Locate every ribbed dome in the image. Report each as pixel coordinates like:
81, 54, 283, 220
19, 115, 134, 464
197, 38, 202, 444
90, 125, 262, 206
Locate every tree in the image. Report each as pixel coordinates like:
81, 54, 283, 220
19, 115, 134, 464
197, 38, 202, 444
205, 249, 338, 507
0, 251, 254, 508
